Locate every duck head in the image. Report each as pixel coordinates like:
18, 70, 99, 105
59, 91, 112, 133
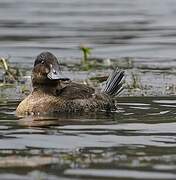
32, 52, 69, 86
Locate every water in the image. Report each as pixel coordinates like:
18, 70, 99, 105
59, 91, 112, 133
0, 0, 176, 179
0, 97, 176, 180
1, 0, 176, 65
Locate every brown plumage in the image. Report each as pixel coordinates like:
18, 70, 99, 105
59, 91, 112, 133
16, 52, 124, 116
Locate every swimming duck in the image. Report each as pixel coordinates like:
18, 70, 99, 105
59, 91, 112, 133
16, 52, 124, 116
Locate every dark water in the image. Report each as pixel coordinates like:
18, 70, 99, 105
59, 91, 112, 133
1, 0, 176, 65
0, 97, 176, 180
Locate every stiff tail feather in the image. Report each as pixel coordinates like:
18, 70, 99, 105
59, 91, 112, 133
102, 68, 124, 96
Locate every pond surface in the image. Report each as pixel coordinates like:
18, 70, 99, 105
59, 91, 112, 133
0, 0, 176, 180
1, 0, 176, 65
0, 96, 176, 180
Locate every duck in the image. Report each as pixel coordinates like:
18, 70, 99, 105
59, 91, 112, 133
16, 52, 124, 116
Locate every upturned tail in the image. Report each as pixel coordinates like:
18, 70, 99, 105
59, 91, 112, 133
102, 68, 124, 96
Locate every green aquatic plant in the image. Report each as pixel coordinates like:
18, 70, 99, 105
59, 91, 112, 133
80, 45, 92, 65
79, 44, 94, 70
79, 45, 121, 71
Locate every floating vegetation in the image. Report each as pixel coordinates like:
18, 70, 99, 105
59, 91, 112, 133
123, 70, 146, 96
79, 45, 116, 70
130, 72, 142, 90
20, 84, 31, 95
0, 57, 29, 99
0, 57, 22, 84
89, 75, 108, 83
0, 55, 175, 98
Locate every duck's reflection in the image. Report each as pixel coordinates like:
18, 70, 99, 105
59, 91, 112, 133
17, 112, 114, 127
18, 115, 59, 127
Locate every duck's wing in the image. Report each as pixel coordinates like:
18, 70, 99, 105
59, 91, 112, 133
57, 81, 95, 100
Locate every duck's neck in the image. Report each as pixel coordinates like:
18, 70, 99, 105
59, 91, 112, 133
32, 80, 62, 95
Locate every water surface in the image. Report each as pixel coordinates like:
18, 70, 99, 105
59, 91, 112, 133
0, 97, 176, 180
1, 0, 176, 65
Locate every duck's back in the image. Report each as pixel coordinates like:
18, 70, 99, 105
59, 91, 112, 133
58, 81, 114, 112
57, 81, 95, 99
